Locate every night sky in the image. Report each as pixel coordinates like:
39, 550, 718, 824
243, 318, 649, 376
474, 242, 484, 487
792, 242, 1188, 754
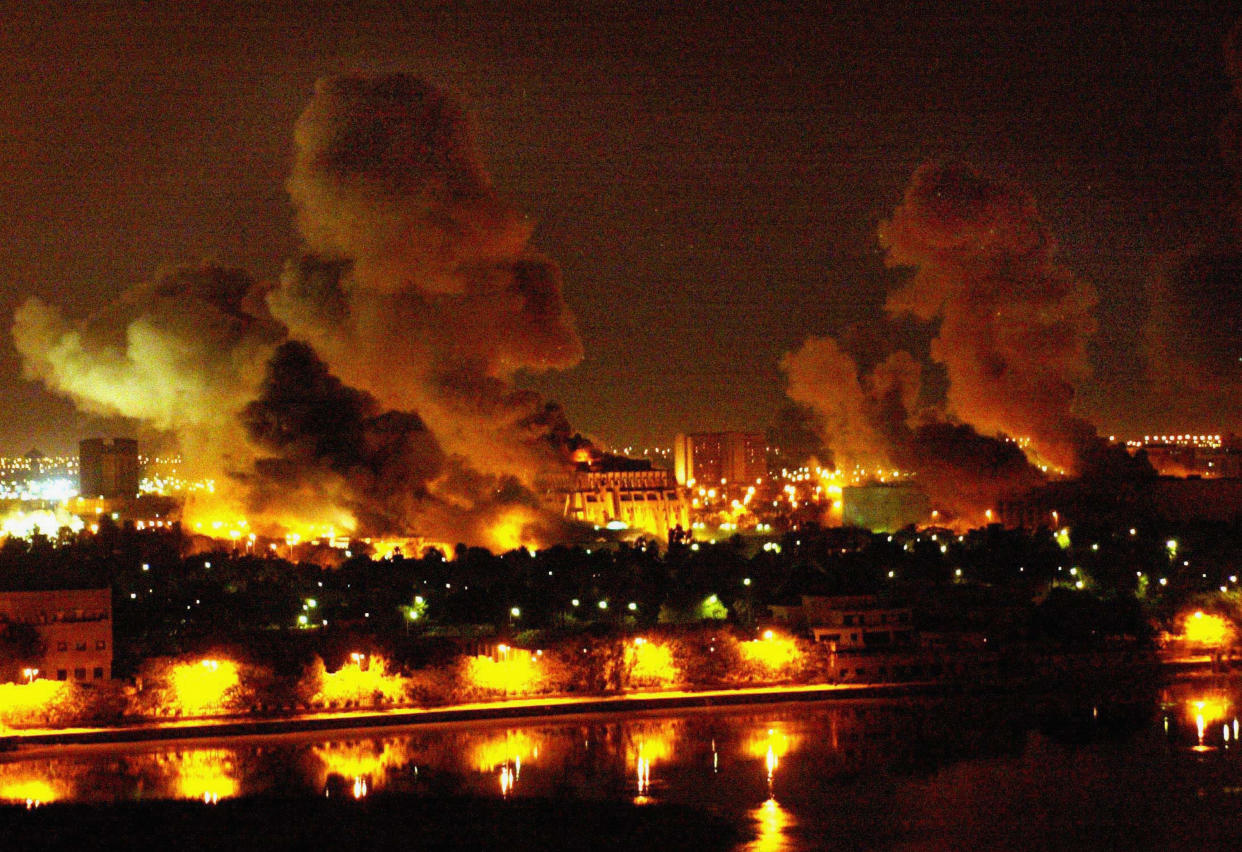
1, 2, 1238, 456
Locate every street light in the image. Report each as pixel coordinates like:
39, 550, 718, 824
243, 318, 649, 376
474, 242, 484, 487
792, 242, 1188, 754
22, 667, 37, 683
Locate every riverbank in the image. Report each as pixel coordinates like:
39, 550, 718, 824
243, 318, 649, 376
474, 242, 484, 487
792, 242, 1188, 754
2, 680, 941, 750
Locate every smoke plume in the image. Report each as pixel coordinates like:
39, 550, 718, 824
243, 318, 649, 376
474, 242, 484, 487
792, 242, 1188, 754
783, 162, 1107, 518
12, 75, 586, 551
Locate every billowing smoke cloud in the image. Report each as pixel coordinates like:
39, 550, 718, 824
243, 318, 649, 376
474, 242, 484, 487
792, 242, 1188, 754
12, 75, 586, 550
783, 162, 1108, 518
272, 74, 583, 482
878, 163, 1099, 473
12, 265, 284, 482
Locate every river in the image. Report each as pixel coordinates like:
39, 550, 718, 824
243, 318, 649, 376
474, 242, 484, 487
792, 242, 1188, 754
3, 674, 1242, 850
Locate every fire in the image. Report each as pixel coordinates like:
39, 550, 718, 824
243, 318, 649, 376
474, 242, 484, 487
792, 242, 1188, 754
485, 506, 541, 554
0, 508, 84, 540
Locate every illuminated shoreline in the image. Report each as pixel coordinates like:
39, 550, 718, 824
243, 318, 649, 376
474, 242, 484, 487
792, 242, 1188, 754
1, 681, 940, 751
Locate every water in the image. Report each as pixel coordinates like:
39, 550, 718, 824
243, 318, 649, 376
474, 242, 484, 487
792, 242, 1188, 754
4, 675, 1242, 849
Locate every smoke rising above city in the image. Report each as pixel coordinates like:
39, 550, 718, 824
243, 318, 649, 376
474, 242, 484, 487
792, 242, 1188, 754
12, 74, 584, 549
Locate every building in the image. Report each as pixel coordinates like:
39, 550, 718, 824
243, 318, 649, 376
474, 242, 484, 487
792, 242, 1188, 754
0, 588, 112, 682
767, 594, 914, 650
562, 467, 689, 541
79, 437, 139, 499
842, 482, 930, 532
674, 431, 766, 491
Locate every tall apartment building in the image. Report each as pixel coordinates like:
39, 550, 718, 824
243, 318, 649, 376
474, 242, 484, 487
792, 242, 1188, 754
673, 431, 766, 489
79, 438, 139, 499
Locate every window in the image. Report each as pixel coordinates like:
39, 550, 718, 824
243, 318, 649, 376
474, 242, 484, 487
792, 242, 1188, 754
74, 667, 86, 680
57, 641, 67, 652
96, 640, 106, 651
75, 641, 87, 651
57, 669, 67, 681
844, 615, 855, 626
93, 667, 104, 680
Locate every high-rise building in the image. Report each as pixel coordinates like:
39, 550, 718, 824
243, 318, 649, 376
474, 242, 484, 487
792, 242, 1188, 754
78, 438, 139, 499
674, 431, 766, 490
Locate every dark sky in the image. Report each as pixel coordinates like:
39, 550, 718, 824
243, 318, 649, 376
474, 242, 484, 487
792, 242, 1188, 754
1, 1, 1238, 455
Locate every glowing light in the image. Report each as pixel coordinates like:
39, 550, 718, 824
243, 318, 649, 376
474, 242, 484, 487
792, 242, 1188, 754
1183, 611, 1232, 647
312, 655, 406, 707
0, 680, 74, 730
625, 638, 681, 689
155, 749, 239, 802
465, 652, 544, 695
738, 633, 803, 679
167, 658, 242, 717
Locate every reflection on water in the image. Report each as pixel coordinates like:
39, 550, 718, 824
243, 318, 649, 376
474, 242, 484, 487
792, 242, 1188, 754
747, 797, 795, 852
311, 738, 411, 798
11, 676, 1242, 849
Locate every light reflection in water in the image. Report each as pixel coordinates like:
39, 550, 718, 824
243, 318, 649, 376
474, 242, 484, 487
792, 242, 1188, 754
154, 749, 239, 803
625, 720, 680, 804
311, 738, 409, 798
746, 797, 795, 852
470, 728, 541, 798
